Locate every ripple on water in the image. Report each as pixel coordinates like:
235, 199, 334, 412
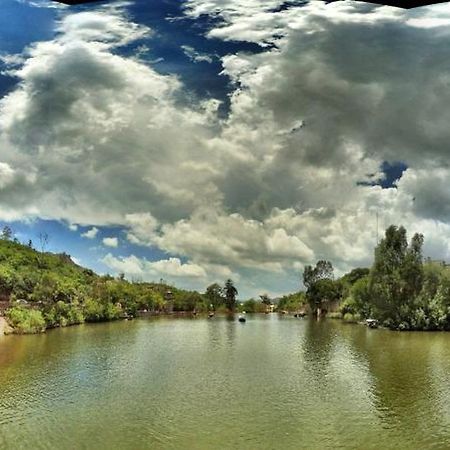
0, 317, 450, 449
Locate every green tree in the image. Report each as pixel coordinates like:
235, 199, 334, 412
370, 225, 424, 328
1, 226, 13, 241
224, 279, 238, 311
205, 283, 224, 311
303, 260, 336, 313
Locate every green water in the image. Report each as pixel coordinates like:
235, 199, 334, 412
0, 315, 449, 450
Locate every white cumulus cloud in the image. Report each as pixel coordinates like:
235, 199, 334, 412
103, 236, 119, 247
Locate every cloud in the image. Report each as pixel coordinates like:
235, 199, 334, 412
102, 236, 118, 247
102, 254, 207, 279
0, 162, 16, 189
81, 227, 98, 239
2, 2, 450, 296
181, 45, 214, 63
0, 7, 221, 226
129, 207, 315, 272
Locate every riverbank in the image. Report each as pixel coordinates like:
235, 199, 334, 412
2, 309, 227, 335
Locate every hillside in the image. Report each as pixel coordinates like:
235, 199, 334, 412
0, 238, 207, 334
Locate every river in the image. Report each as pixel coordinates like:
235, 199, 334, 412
0, 315, 449, 449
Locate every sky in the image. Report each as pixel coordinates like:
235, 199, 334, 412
1, 0, 450, 298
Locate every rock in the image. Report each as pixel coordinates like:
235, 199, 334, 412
0, 317, 13, 336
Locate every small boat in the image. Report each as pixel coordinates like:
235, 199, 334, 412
208, 312, 215, 318
366, 319, 378, 329
238, 315, 246, 323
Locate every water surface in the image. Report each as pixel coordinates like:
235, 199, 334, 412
0, 315, 449, 449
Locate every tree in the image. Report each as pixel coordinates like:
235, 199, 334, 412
370, 225, 424, 327
224, 279, 238, 311
1, 226, 13, 241
259, 294, 271, 305
205, 283, 224, 311
303, 260, 334, 289
303, 260, 336, 313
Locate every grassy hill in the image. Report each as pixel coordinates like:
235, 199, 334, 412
0, 238, 207, 334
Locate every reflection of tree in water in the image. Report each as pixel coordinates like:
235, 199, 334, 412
339, 325, 450, 444
303, 319, 335, 364
301, 319, 337, 397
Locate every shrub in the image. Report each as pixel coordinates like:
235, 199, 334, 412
6, 306, 46, 334
83, 298, 105, 322
44, 301, 85, 328
327, 312, 342, 319
343, 312, 361, 323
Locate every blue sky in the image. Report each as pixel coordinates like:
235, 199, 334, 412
1, 0, 450, 297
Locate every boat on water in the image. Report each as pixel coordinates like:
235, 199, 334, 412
366, 318, 378, 329
238, 315, 246, 323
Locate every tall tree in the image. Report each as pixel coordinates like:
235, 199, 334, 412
303, 260, 334, 289
370, 225, 424, 325
1, 226, 13, 241
224, 279, 238, 311
303, 260, 336, 313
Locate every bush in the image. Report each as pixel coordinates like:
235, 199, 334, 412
83, 299, 122, 322
44, 301, 84, 328
83, 298, 105, 322
343, 312, 361, 323
6, 306, 46, 334
327, 312, 342, 319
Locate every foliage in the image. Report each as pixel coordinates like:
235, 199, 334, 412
1, 226, 13, 241
205, 283, 224, 311
277, 292, 307, 312
0, 238, 235, 333
327, 312, 342, 319
44, 301, 85, 327
224, 279, 238, 311
338, 226, 450, 330
239, 299, 267, 313
6, 306, 46, 334
303, 261, 341, 313
343, 312, 361, 323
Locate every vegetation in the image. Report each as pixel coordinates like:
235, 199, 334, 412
0, 229, 241, 333
303, 260, 342, 314
3, 222, 450, 333
277, 292, 307, 312
297, 225, 450, 331
238, 298, 267, 313
224, 279, 238, 312
338, 225, 450, 330
6, 306, 46, 334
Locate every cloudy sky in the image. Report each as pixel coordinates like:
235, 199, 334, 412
1, 0, 450, 298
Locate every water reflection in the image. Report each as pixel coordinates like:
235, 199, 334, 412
335, 322, 450, 447
0, 317, 450, 449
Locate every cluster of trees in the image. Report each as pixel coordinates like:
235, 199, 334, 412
340, 225, 450, 330
237, 294, 273, 313
0, 230, 240, 333
277, 292, 307, 312
204, 280, 239, 312
301, 260, 368, 318
303, 225, 450, 331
